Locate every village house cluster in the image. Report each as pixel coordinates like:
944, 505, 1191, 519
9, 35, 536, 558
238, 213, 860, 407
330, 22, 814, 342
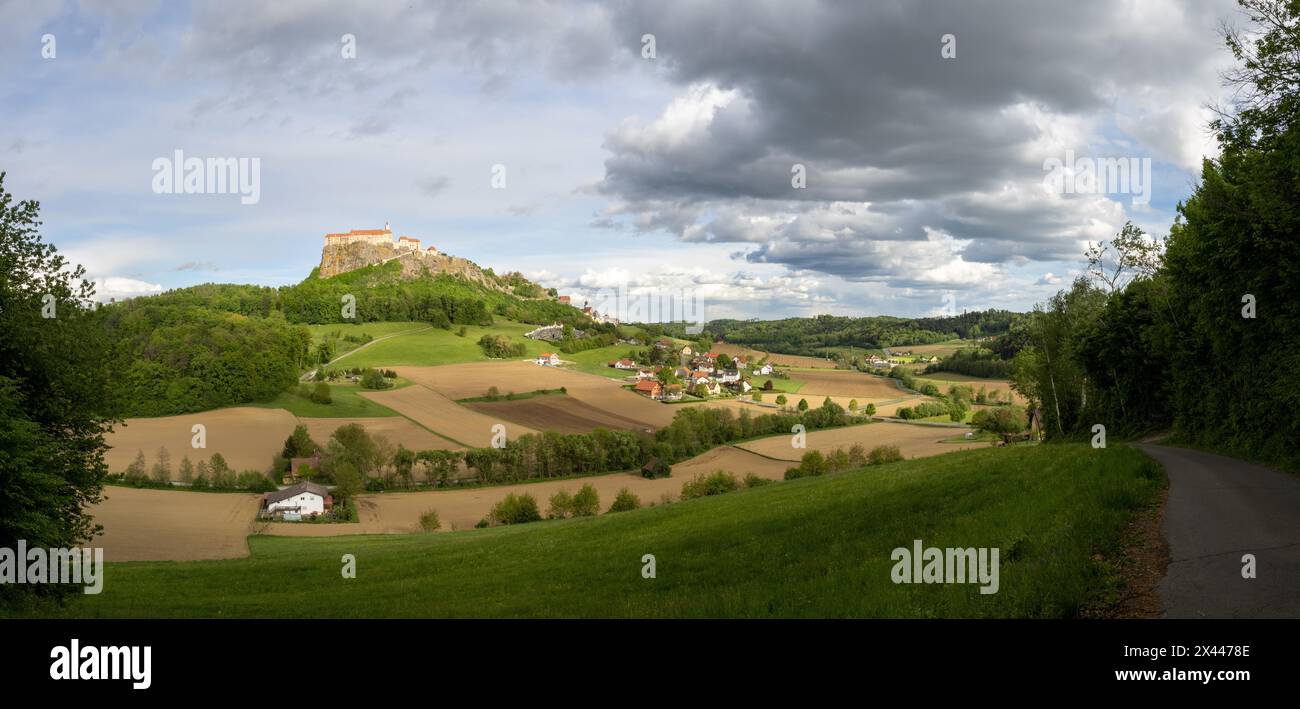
613, 338, 774, 401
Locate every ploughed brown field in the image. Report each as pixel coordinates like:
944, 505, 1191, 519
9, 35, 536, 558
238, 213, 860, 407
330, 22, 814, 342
464, 395, 655, 434
891, 342, 966, 356
103, 407, 298, 475
712, 342, 839, 369
87, 422, 978, 558
90, 486, 262, 561
297, 416, 458, 452
737, 421, 982, 461
396, 362, 678, 429
788, 369, 906, 398
265, 445, 793, 535
360, 384, 538, 447
913, 373, 1025, 404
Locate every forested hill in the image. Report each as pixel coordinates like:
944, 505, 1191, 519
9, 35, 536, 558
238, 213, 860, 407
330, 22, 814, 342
688, 310, 1018, 355
97, 259, 587, 417
129, 260, 581, 327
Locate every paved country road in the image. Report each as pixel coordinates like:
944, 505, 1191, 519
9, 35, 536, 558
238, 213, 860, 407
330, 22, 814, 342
1135, 444, 1300, 618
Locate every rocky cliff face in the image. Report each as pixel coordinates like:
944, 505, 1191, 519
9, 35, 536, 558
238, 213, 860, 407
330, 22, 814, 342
317, 241, 499, 288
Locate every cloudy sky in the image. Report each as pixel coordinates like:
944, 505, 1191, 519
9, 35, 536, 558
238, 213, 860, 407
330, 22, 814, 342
0, 0, 1244, 318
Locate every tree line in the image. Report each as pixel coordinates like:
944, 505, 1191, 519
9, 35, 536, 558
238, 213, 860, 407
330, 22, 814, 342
1010, 2, 1300, 471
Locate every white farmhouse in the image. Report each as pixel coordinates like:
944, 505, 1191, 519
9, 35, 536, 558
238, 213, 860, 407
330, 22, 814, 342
262, 482, 333, 518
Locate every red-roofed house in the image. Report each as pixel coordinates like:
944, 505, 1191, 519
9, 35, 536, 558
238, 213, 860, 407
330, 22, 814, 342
634, 379, 663, 399
535, 353, 559, 366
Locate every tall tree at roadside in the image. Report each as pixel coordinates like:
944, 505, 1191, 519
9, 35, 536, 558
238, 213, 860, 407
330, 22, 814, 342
1214, 0, 1300, 151
1012, 1, 1299, 465
0, 173, 115, 606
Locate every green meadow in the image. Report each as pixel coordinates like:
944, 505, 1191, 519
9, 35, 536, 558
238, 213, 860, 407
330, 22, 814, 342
322, 320, 550, 368
249, 380, 410, 417
51, 443, 1162, 618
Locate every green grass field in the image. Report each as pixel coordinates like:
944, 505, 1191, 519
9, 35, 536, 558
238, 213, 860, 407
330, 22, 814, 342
51, 443, 1162, 618
753, 376, 806, 393
326, 320, 553, 368
307, 321, 432, 342
250, 380, 409, 417
563, 345, 645, 379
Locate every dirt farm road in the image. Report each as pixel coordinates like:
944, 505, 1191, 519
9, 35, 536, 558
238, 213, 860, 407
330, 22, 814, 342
1136, 444, 1300, 618
300, 326, 432, 381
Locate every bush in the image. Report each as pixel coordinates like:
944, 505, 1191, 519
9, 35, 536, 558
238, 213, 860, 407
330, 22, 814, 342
478, 334, 526, 358
784, 450, 829, 480
360, 368, 392, 390
971, 406, 1026, 436
608, 488, 641, 512
867, 445, 904, 465
742, 473, 773, 488
311, 382, 332, 404
488, 493, 541, 525
571, 484, 600, 517
680, 471, 740, 499
547, 489, 574, 519
419, 509, 441, 531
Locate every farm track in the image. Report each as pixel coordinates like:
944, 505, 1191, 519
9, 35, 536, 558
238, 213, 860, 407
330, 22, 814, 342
300, 325, 433, 381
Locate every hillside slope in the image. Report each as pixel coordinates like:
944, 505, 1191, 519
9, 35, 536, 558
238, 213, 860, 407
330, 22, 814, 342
54, 443, 1163, 618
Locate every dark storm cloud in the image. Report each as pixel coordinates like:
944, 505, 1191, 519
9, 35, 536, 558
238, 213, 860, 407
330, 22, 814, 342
592, 0, 1234, 280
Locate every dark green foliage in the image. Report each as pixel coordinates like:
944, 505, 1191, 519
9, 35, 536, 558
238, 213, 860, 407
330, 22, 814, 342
464, 428, 644, 484
1009, 3, 1300, 469
100, 302, 311, 417
924, 349, 1015, 378
652, 401, 856, 463
571, 484, 600, 517
608, 488, 642, 512
0, 174, 115, 607
866, 445, 904, 465
477, 334, 526, 358
895, 402, 949, 420
487, 493, 542, 525
281, 425, 320, 460
970, 407, 1026, 436
359, 368, 391, 390
694, 310, 1017, 356
680, 471, 740, 499
784, 450, 828, 480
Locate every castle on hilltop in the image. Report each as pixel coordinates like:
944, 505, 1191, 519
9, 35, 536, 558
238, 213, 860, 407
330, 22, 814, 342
323, 221, 439, 256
